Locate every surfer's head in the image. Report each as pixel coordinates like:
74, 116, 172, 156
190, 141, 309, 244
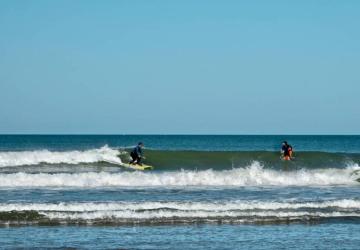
283, 141, 288, 146
138, 142, 144, 147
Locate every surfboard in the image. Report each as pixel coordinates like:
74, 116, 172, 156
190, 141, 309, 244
121, 163, 154, 171
103, 159, 154, 171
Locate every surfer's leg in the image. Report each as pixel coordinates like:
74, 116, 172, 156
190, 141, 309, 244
137, 157, 142, 166
130, 152, 137, 164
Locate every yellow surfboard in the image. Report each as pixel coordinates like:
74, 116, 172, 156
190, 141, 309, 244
121, 163, 154, 171
103, 160, 154, 171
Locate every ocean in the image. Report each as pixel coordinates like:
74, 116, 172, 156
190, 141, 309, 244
0, 135, 360, 249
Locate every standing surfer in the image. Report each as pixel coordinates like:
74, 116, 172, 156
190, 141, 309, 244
281, 141, 293, 160
130, 142, 144, 165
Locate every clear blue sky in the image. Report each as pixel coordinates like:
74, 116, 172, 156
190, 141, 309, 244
0, 0, 359, 134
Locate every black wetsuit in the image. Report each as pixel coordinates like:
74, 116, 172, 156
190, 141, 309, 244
130, 145, 143, 164
282, 144, 292, 157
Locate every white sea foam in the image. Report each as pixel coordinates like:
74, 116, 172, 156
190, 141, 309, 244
0, 146, 122, 167
0, 162, 358, 187
43, 210, 360, 221
1, 199, 360, 212
1, 200, 360, 221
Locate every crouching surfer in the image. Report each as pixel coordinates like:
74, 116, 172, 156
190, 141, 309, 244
130, 142, 145, 166
281, 141, 293, 161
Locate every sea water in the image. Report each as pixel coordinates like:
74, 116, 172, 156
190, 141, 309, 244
0, 135, 359, 249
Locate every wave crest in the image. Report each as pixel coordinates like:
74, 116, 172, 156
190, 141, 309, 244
0, 146, 122, 167
1, 199, 360, 225
0, 162, 358, 187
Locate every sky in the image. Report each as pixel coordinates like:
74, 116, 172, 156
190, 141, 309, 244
0, 0, 359, 134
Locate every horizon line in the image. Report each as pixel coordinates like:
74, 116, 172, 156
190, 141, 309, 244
0, 133, 359, 136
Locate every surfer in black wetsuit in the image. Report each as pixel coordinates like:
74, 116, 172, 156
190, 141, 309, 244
130, 142, 144, 165
281, 141, 293, 160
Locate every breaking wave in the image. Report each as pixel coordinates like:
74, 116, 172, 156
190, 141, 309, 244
0, 162, 358, 187
1, 199, 360, 225
0, 146, 122, 167
1, 146, 360, 170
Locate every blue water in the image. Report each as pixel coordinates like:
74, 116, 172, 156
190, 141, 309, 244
0, 135, 359, 249
1, 224, 360, 250
1, 134, 360, 152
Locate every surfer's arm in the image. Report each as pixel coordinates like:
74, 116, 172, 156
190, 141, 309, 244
280, 146, 286, 155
